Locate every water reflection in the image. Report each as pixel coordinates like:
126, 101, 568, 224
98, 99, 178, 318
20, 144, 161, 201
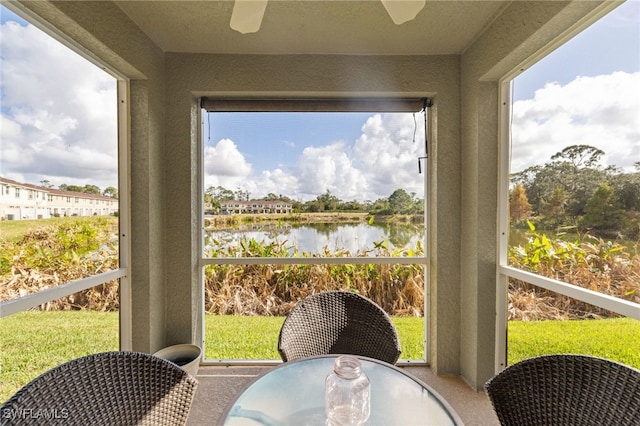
205, 222, 424, 256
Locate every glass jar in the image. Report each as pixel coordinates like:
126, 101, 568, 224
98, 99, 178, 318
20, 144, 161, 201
325, 355, 371, 426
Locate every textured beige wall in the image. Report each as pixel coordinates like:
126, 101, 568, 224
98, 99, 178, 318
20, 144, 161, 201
164, 53, 463, 368
458, 0, 607, 389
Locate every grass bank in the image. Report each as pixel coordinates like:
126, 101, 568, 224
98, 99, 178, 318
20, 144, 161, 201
2, 216, 638, 320
203, 315, 425, 360
508, 317, 640, 366
0, 216, 120, 306
0, 311, 119, 403
0, 216, 117, 243
2, 312, 639, 403
204, 212, 370, 228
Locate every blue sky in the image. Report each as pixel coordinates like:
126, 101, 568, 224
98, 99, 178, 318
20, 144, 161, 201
508, 1, 639, 174
513, 1, 640, 101
206, 112, 376, 175
1, 2, 638, 202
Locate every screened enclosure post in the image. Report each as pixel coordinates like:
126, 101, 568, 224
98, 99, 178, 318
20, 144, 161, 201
495, 80, 512, 372
198, 104, 206, 356
423, 103, 433, 365
117, 79, 133, 351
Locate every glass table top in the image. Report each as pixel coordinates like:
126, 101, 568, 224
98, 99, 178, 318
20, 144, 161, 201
219, 355, 462, 426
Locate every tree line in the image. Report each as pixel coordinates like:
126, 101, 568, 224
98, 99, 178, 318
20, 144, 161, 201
510, 145, 640, 239
204, 186, 424, 216
39, 180, 118, 199
52, 143, 636, 237
207, 144, 639, 240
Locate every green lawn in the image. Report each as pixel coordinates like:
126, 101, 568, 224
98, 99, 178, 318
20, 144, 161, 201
508, 317, 640, 366
1, 312, 639, 403
0, 216, 118, 243
204, 315, 425, 360
0, 311, 120, 403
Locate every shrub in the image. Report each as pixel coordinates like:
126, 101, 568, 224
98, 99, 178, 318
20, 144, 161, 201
0, 218, 119, 310
508, 221, 639, 320
204, 237, 424, 317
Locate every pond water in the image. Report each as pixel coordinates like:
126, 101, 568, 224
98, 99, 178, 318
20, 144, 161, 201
206, 222, 630, 257
205, 222, 425, 256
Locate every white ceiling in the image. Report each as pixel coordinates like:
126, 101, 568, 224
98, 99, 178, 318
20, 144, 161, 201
114, 1, 508, 56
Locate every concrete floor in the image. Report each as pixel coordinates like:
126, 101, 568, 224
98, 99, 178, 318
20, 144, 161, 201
186, 364, 500, 425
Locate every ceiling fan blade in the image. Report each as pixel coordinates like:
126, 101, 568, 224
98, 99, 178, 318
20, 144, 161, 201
230, 0, 268, 34
380, 0, 426, 25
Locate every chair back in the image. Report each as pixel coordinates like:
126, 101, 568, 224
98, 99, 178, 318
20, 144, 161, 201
485, 354, 640, 426
0, 351, 198, 426
277, 291, 401, 364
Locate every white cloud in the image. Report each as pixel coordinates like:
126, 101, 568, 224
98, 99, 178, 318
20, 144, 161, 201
203, 139, 255, 191
247, 169, 300, 199
295, 141, 369, 200
0, 19, 118, 189
202, 113, 427, 202
353, 113, 425, 200
207, 81, 638, 202
204, 138, 252, 177
4, 13, 636, 203
511, 71, 640, 173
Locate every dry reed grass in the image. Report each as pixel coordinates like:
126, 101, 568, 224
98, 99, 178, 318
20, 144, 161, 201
202, 237, 426, 316
2, 218, 637, 321
508, 235, 639, 320
205, 261, 424, 317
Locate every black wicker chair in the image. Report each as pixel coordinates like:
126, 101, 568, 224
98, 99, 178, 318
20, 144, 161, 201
0, 351, 198, 426
485, 354, 640, 426
277, 291, 401, 364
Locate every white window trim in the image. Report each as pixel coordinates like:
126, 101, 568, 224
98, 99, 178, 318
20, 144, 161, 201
0, 78, 131, 343
500, 265, 640, 320
199, 104, 430, 366
495, 67, 640, 372
0, 4, 131, 351
117, 79, 132, 351
0, 270, 126, 318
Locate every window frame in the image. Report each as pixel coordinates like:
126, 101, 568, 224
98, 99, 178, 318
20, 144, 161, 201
495, 76, 640, 372
0, 7, 131, 350
198, 100, 431, 365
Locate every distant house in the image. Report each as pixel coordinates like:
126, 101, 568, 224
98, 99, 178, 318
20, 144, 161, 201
0, 177, 118, 220
219, 200, 292, 215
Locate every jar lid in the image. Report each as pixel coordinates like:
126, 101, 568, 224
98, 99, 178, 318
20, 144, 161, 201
333, 355, 362, 379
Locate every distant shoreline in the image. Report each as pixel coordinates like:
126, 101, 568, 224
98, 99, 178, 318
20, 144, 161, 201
204, 212, 423, 228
